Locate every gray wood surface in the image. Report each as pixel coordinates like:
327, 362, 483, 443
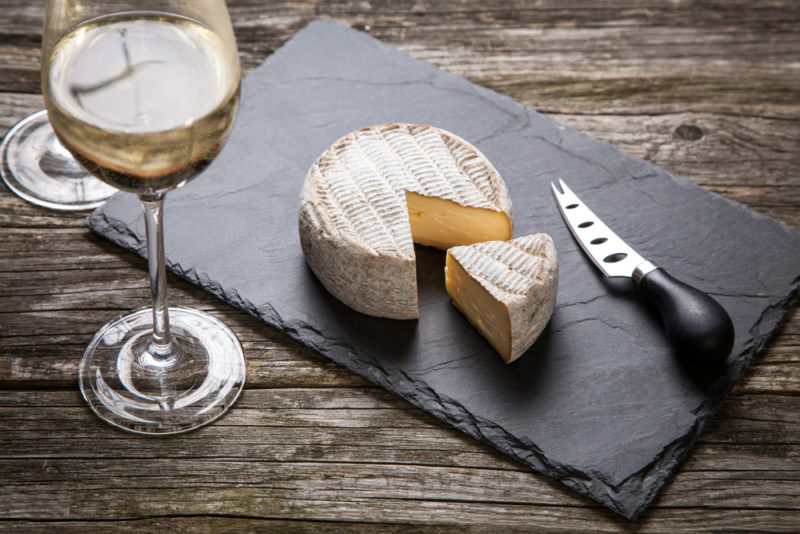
1, 1, 798, 531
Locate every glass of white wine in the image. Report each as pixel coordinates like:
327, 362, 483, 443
42, 0, 246, 434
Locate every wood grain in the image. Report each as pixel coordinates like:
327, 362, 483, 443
1, 0, 798, 531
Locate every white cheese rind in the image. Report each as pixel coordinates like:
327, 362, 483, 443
298, 123, 513, 319
446, 234, 558, 362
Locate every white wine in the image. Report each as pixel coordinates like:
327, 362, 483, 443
43, 13, 240, 193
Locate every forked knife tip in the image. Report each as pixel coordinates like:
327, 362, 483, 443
551, 179, 575, 197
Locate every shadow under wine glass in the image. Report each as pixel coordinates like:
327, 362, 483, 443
0, 110, 117, 210
41, 0, 247, 434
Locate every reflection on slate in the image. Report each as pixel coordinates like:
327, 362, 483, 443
86, 19, 800, 519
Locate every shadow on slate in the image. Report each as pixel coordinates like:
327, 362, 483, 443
86, 19, 800, 519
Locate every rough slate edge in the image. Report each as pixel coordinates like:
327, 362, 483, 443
83, 19, 800, 519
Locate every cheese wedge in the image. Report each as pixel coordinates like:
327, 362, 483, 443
445, 234, 558, 362
298, 123, 513, 319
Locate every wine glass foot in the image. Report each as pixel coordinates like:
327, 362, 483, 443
79, 307, 246, 435
0, 110, 117, 211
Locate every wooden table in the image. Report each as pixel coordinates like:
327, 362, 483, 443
2, 1, 798, 531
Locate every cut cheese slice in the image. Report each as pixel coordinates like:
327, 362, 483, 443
445, 234, 558, 362
298, 123, 513, 319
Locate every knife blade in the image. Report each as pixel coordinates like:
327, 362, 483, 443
550, 179, 734, 365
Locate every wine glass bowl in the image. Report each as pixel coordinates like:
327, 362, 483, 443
42, 0, 246, 434
43, 10, 240, 195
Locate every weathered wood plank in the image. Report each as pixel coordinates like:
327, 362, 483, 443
2, 510, 800, 534
1, 461, 798, 530
2, 455, 797, 514
0, 519, 480, 534
0, 387, 800, 458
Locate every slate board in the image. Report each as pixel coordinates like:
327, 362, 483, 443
86, 19, 800, 519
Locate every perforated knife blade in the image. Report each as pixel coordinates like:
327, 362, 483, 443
550, 179, 656, 281
550, 179, 735, 364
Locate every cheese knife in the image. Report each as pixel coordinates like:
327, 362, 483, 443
550, 179, 734, 364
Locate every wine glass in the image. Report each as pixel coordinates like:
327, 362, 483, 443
1, 110, 117, 210
42, 0, 246, 434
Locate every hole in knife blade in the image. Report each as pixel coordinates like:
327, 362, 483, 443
591, 237, 607, 245
603, 252, 628, 263
566, 203, 579, 209
578, 221, 594, 228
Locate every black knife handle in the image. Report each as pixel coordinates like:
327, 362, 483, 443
636, 267, 735, 364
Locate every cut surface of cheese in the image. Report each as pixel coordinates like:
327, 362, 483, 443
406, 191, 512, 250
298, 123, 514, 319
445, 234, 558, 362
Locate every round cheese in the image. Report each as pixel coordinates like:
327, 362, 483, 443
298, 123, 513, 319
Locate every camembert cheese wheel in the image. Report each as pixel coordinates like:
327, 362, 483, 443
298, 123, 513, 319
445, 234, 558, 362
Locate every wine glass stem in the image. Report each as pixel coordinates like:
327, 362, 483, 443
140, 193, 173, 358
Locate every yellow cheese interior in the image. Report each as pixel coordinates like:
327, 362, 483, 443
445, 252, 512, 361
406, 191, 512, 250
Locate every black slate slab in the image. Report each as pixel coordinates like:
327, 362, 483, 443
86, 19, 800, 519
